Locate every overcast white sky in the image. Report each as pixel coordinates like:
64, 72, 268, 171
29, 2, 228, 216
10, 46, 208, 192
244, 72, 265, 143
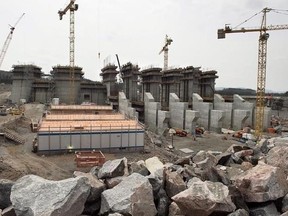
0, 0, 287, 92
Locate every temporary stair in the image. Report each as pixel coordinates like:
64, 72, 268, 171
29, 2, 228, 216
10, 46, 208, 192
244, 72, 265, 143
3, 127, 25, 144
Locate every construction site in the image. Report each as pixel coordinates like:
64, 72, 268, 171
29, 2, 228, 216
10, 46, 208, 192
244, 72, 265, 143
1, 2, 288, 216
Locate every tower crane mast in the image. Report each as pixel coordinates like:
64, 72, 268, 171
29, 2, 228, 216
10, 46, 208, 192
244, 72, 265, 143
58, 0, 78, 104
0, 13, 25, 69
218, 8, 288, 138
159, 35, 173, 71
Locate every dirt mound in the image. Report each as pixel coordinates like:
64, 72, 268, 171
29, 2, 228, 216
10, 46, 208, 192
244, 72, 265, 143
0, 146, 71, 181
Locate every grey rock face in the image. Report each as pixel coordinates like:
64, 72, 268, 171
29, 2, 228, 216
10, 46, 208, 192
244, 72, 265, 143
105, 176, 126, 189
11, 175, 90, 216
266, 146, 288, 175
249, 202, 280, 216
145, 156, 164, 175
0, 179, 14, 209
98, 158, 126, 179
73, 171, 105, 202
193, 151, 217, 170
282, 193, 288, 212
235, 164, 288, 202
2, 206, 16, 216
168, 202, 184, 216
100, 173, 157, 216
227, 209, 249, 216
165, 170, 186, 198
128, 160, 149, 176
156, 188, 170, 216
172, 180, 236, 216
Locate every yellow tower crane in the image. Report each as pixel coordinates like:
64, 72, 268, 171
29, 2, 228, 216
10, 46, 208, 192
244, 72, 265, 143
218, 8, 288, 138
159, 35, 173, 71
58, 0, 78, 104
0, 13, 25, 69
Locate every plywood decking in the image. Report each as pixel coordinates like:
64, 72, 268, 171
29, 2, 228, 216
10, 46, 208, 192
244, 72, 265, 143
45, 114, 125, 121
50, 105, 113, 111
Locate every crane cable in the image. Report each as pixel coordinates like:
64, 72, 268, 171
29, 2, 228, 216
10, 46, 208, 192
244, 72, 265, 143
233, 8, 288, 30
233, 10, 263, 29
271, 9, 288, 16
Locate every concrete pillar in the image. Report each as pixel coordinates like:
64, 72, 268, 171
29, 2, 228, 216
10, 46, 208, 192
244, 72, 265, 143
118, 92, 138, 119
192, 93, 212, 130
185, 110, 200, 134
157, 110, 170, 135
144, 93, 160, 132
214, 94, 233, 129
210, 110, 224, 133
233, 110, 250, 130
233, 94, 254, 127
169, 93, 188, 129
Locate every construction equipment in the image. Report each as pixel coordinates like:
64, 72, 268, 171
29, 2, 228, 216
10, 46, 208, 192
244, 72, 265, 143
0, 13, 25, 69
58, 0, 79, 104
175, 128, 188, 137
218, 8, 288, 138
159, 35, 173, 71
115, 54, 124, 83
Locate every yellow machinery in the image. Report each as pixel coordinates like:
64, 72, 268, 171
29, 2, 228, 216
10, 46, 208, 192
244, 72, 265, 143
218, 8, 288, 138
58, 0, 78, 104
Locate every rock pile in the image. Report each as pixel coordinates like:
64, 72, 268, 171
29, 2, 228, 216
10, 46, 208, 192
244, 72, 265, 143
2, 137, 288, 215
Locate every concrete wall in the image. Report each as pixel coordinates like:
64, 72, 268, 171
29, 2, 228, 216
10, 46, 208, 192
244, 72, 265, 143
214, 94, 233, 129
37, 130, 144, 151
80, 88, 106, 105
118, 92, 139, 119
34, 89, 49, 104
169, 93, 188, 129
192, 93, 212, 129
11, 79, 33, 103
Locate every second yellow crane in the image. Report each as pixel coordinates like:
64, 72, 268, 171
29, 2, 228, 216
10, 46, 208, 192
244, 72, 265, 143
218, 8, 288, 138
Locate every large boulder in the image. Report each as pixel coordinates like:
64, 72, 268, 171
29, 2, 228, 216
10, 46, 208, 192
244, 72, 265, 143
235, 163, 288, 202
165, 170, 186, 198
145, 156, 164, 175
172, 180, 236, 216
73, 171, 105, 202
266, 146, 288, 174
0, 179, 14, 209
10, 175, 90, 216
98, 158, 126, 179
128, 160, 149, 176
192, 151, 217, 170
100, 173, 157, 216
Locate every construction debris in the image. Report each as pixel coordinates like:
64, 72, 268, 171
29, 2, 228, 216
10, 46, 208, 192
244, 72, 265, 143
75, 150, 105, 168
